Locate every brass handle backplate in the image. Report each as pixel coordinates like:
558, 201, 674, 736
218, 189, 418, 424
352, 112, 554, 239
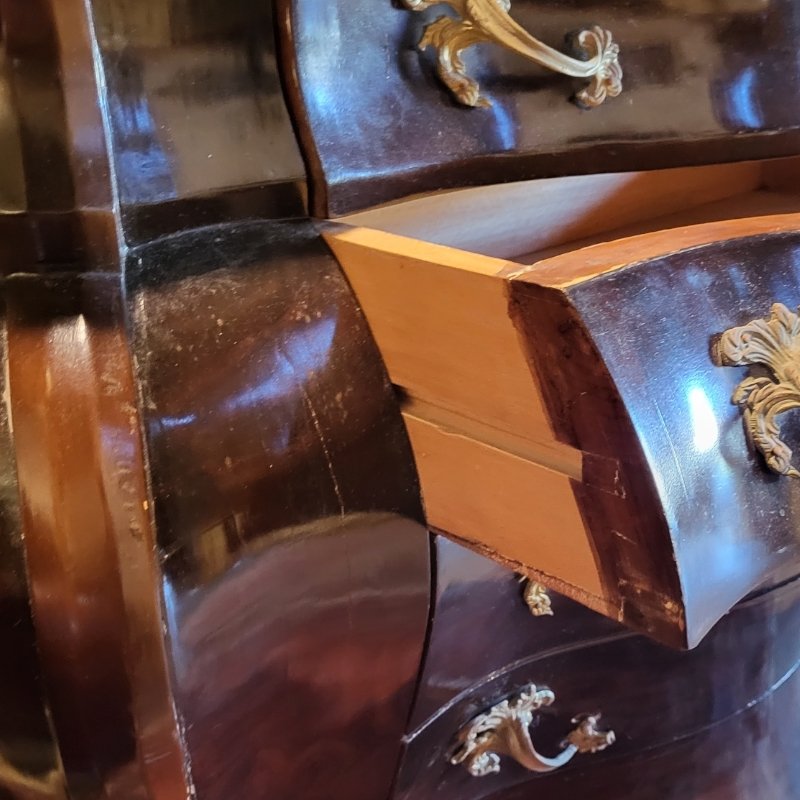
712, 303, 800, 478
451, 684, 615, 777
401, 0, 622, 108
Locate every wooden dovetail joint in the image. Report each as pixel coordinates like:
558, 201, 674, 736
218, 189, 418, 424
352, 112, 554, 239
712, 303, 800, 478
523, 580, 554, 617
450, 684, 615, 777
401, 0, 622, 108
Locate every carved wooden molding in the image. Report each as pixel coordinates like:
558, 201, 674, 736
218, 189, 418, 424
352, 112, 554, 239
401, 0, 622, 108
713, 303, 800, 478
450, 684, 615, 777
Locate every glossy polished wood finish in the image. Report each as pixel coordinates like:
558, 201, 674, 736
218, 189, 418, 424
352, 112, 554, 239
329, 211, 800, 647
0, 314, 67, 799
4, 274, 188, 800
6, 1, 800, 799
408, 538, 621, 730
0, 225, 432, 799
0, 0, 118, 270
0, 3, 433, 799
282, 0, 800, 215
87, 0, 307, 243
0, 0, 309, 267
124, 219, 431, 800
397, 538, 800, 800
511, 228, 800, 645
496, 666, 800, 800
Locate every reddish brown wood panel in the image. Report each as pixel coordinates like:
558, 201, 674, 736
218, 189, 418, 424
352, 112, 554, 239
500, 665, 800, 800
4, 274, 188, 799
0, 303, 68, 799
407, 538, 623, 731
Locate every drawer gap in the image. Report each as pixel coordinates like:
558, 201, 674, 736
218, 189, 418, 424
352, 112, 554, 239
338, 157, 800, 264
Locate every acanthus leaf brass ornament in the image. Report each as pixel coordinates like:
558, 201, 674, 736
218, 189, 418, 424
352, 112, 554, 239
713, 303, 800, 478
401, 0, 622, 108
522, 579, 554, 617
450, 684, 615, 777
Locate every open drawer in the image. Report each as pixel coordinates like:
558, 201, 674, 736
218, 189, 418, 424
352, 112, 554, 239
325, 158, 800, 648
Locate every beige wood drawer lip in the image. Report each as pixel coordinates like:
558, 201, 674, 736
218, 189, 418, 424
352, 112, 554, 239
512, 211, 800, 289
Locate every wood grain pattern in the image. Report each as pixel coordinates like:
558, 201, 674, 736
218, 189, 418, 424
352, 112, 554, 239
397, 558, 800, 800
0, 302, 68, 800
4, 274, 188, 800
8, 0, 800, 796
405, 414, 605, 602
0, 2, 436, 797
340, 162, 764, 259
280, 0, 800, 215
325, 226, 557, 447
330, 204, 800, 646
124, 219, 432, 800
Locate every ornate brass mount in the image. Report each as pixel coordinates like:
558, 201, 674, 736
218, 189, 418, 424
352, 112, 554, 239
401, 0, 622, 108
522, 580, 554, 617
451, 684, 615, 777
713, 303, 800, 478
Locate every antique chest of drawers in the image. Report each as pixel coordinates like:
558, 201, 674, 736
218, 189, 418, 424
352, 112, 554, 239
3, 1, 800, 799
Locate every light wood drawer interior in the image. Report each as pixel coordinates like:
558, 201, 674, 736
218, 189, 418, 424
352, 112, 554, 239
324, 158, 800, 647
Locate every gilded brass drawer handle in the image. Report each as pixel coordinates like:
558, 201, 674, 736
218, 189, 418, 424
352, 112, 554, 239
401, 0, 622, 108
713, 303, 800, 478
451, 684, 615, 777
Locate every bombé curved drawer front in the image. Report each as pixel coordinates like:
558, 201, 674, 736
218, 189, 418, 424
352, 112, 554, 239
281, 0, 800, 215
327, 213, 800, 649
534, 226, 800, 647
394, 576, 800, 800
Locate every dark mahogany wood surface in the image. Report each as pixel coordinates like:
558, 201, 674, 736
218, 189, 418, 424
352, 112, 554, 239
0, 222, 433, 800
0, 4, 434, 799
408, 538, 622, 730
124, 219, 431, 800
508, 230, 800, 647
5, 1, 800, 799
396, 538, 800, 800
496, 665, 800, 800
0, 0, 118, 271
282, 0, 800, 216
87, 0, 308, 243
0, 0, 309, 271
